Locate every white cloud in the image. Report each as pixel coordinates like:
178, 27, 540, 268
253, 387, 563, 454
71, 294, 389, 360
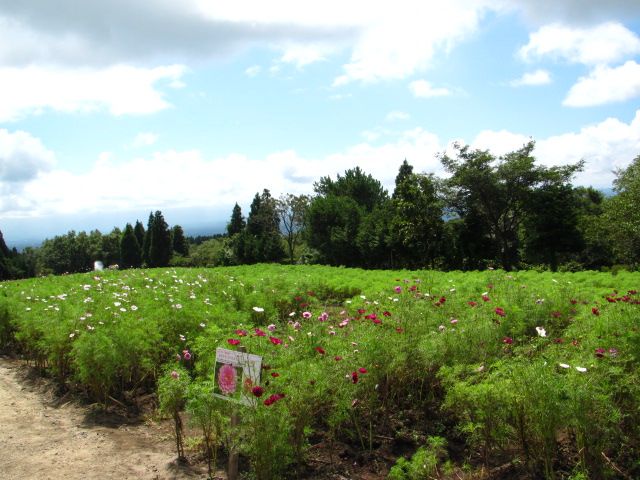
473, 110, 640, 187
245, 65, 261, 77
0, 129, 55, 182
563, 61, 640, 107
519, 22, 640, 65
509, 69, 551, 86
279, 43, 337, 68
409, 80, 451, 98
0, 64, 187, 122
132, 132, 159, 148
386, 111, 410, 122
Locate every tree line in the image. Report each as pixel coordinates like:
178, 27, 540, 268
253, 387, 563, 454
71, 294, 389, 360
1, 141, 639, 278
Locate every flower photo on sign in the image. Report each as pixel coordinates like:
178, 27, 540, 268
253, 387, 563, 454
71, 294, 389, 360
213, 348, 262, 405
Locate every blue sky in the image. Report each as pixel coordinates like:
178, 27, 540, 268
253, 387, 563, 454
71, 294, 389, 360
0, 1, 639, 245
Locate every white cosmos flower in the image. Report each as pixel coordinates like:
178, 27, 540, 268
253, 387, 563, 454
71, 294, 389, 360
253, 307, 264, 312
559, 363, 570, 369
575, 366, 587, 372
536, 326, 547, 337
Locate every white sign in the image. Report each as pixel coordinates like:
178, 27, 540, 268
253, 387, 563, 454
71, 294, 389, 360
213, 348, 262, 405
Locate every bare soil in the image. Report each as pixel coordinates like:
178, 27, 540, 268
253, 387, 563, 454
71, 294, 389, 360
0, 358, 208, 480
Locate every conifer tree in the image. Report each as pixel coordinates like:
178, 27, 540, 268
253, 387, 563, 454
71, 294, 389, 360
134, 220, 145, 250
120, 223, 142, 268
142, 212, 154, 266
148, 210, 172, 267
171, 225, 189, 256
227, 203, 245, 236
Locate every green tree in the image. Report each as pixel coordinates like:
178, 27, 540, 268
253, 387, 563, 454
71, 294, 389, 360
276, 193, 310, 264
314, 166, 388, 212
238, 190, 284, 263
227, 203, 245, 236
147, 211, 172, 267
171, 225, 189, 256
120, 223, 142, 268
601, 155, 640, 266
305, 195, 362, 266
133, 220, 145, 250
441, 142, 583, 270
392, 159, 414, 198
391, 172, 444, 269
142, 212, 154, 266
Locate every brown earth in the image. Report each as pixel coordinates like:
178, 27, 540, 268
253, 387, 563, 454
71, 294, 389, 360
0, 358, 211, 480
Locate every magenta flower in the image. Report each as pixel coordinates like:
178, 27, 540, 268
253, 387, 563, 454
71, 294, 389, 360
502, 337, 513, 344
263, 393, 285, 406
334, 355, 343, 361
267, 324, 276, 332
269, 336, 282, 345
467, 301, 477, 307
482, 295, 490, 302
227, 338, 241, 346
218, 364, 237, 395
351, 371, 359, 384
495, 307, 506, 317
182, 350, 191, 360
271, 372, 280, 378
394, 286, 402, 293
252, 386, 265, 397
358, 367, 368, 374
595, 348, 606, 358
592, 307, 600, 316
314, 346, 326, 355
302, 311, 312, 319
255, 328, 266, 337
235, 329, 248, 337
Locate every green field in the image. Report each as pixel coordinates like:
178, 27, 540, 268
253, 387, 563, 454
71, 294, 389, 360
1, 265, 639, 479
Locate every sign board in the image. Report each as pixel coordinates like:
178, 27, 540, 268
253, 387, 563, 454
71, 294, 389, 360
213, 348, 262, 405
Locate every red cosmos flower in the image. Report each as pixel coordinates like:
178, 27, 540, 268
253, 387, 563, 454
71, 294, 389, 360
351, 371, 359, 384
502, 337, 513, 344
334, 356, 343, 361
383, 311, 392, 317
314, 346, 326, 355
227, 338, 241, 346
235, 329, 248, 337
251, 386, 265, 397
396, 327, 404, 333
269, 336, 283, 345
595, 347, 606, 358
372, 318, 382, 325
357, 309, 366, 315
554, 338, 564, 344
468, 301, 477, 307
263, 393, 285, 406
409, 285, 417, 292
271, 372, 280, 377
255, 328, 266, 337
570, 299, 578, 305
592, 307, 600, 316
365, 313, 377, 320
495, 307, 506, 317
358, 367, 368, 374
606, 297, 617, 303
551, 311, 562, 318
482, 295, 490, 302
439, 296, 446, 304
572, 339, 579, 346
628, 290, 637, 295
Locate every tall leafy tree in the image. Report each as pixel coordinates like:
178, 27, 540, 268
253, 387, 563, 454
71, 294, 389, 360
120, 223, 142, 268
147, 211, 172, 267
276, 194, 310, 264
601, 155, 640, 266
172, 225, 189, 256
227, 203, 245, 236
441, 141, 582, 270
391, 172, 444, 268
314, 166, 388, 212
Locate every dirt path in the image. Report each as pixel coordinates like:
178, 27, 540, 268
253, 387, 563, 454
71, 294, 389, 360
0, 359, 207, 480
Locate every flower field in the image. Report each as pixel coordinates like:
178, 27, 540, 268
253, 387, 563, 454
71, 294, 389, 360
1, 265, 639, 479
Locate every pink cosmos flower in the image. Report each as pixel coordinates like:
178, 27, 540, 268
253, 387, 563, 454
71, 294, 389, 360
182, 350, 191, 360
302, 311, 312, 319
267, 324, 276, 332
171, 370, 179, 379
394, 286, 402, 293
358, 367, 367, 374
218, 364, 237, 395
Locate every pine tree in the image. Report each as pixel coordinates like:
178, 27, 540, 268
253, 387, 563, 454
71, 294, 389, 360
227, 203, 245, 236
134, 220, 145, 250
171, 225, 189, 256
142, 212, 154, 266
148, 211, 172, 267
120, 223, 142, 268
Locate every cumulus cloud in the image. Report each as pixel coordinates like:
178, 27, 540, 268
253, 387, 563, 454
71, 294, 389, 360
0, 129, 55, 183
409, 80, 451, 98
244, 65, 261, 77
509, 69, 551, 86
563, 61, 640, 107
2, 109, 639, 218
519, 22, 640, 65
0, 64, 186, 122
132, 132, 159, 148
473, 110, 640, 187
